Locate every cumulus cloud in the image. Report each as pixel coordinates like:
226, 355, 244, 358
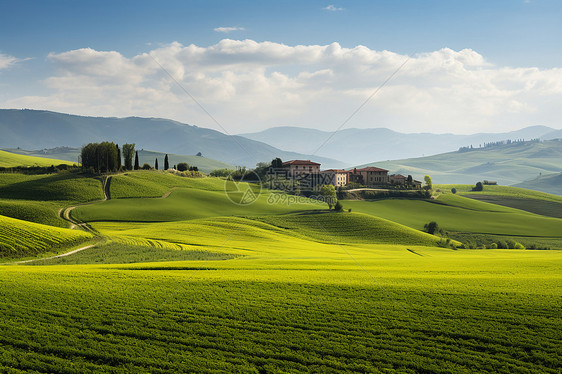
214, 26, 245, 33
323, 5, 344, 11
0, 53, 27, 70
5, 40, 562, 134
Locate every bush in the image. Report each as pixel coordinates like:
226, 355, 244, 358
488, 243, 498, 249
424, 221, 439, 235
451, 188, 457, 194
177, 162, 189, 172
472, 182, 483, 191
141, 163, 152, 170
514, 242, 525, 249
334, 200, 343, 212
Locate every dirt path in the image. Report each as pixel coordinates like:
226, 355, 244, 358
2, 244, 97, 265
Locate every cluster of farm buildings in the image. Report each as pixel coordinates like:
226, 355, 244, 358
281, 160, 422, 188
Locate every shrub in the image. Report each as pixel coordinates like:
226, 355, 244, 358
177, 162, 189, 172
472, 182, 483, 191
451, 188, 457, 194
334, 200, 343, 212
514, 242, 525, 249
141, 163, 152, 170
424, 221, 439, 235
489, 243, 498, 249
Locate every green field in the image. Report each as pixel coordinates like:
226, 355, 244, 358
0, 149, 74, 168
0, 214, 92, 258
1, 171, 561, 372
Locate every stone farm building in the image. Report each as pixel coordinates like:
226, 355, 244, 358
281, 160, 421, 188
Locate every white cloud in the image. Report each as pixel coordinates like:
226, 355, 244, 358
214, 26, 245, 33
0, 53, 27, 70
323, 5, 344, 11
5, 40, 562, 134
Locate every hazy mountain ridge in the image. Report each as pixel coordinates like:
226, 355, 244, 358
240, 125, 560, 165
0, 109, 345, 169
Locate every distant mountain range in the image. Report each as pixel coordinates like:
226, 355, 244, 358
358, 139, 562, 188
240, 125, 561, 165
0, 109, 344, 169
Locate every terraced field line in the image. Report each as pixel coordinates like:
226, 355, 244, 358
2, 244, 96, 265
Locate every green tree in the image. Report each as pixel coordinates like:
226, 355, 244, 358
164, 154, 169, 170
473, 182, 483, 191
321, 184, 337, 209
80, 142, 119, 173
334, 200, 343, 212
177, 162, 189, 172
122, 144, 135, 170
116, 144, 122, 170
134, 151, 139, 170
155, 158, 159, 170
424, 175, 432, 190
424, 221, 439, 235
271, 157, 283, 169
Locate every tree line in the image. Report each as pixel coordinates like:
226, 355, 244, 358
81, 142, 187, 173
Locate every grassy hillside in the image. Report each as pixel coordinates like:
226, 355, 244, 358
343, 195, 562, 240
109, 171, 228, 198
0, 149, 73, 167
0, 215, 92, 258
0, 172, 103, 202
359, 139, 562, 185
513, 172, 562, 196
3, 147, 235, 174
73, 187, 322, 223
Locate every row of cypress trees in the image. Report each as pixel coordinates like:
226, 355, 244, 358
81, 142, 171, 173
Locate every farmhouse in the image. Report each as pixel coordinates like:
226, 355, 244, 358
281, 160, 418, 188
282, 160, 321, 178
319, 169, 350, 187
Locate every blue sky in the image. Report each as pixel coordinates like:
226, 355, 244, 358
1, 0, 561, 134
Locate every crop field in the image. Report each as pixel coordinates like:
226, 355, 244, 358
0, 214, 92, 258
1, 247, 561, 373
1, 172, 561, 372
0, 149, 73, 167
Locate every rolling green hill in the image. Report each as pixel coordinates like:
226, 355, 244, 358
0, 149, 73, 168
358, 139, 562, 185
0, 214, 92, 258
513, 172, 562, 196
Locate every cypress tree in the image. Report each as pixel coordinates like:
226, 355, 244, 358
134, 151, 139, 170
164, 154, 169, 170
155, 158, 159, 170
116, 144, 122, 170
